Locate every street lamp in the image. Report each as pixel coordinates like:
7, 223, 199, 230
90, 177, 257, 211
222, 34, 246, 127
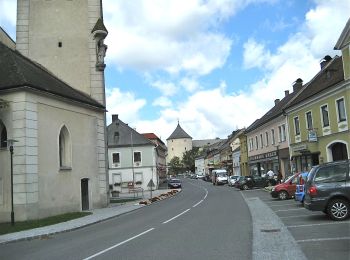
6, 139, 18, 226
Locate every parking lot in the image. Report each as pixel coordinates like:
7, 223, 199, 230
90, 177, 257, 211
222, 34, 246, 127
239, 187, 350, 260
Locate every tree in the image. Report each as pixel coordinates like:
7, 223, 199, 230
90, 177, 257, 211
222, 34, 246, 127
168, 156, 183, 176
182, 147, 200, 173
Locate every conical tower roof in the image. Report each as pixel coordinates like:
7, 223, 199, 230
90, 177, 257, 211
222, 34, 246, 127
167, 122, 192, 140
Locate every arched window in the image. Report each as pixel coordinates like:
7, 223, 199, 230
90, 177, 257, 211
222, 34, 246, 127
59, 125, 71, 168
0, 120, 7, 148
331, 142, 348, 161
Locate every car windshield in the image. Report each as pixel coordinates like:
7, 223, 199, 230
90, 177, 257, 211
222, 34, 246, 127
230, 176, 238, 179
170, 179, 181, 183
283, 175, 295, 183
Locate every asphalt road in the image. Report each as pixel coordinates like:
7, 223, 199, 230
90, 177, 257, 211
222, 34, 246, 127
0, 178, 252, 260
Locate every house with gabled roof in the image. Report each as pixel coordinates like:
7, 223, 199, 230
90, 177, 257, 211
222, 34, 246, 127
0, 0, 109, 222
284, 19, 350, 170
107, 115, 159, 194
245, 82, 303, 178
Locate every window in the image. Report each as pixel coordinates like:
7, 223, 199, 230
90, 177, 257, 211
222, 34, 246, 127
336, 98, 347, 122
255, 136, 258, 150
321, 105, 330, 127
294, 117, 300, 135
0, 121, 7, 148
281, 124, 286, 141
306, 111, 313, 129
271, 129, 275, 145
59, 125, 71, 168
265, 132, 269, 147
133, 151, 141, 163
260, 134, 263, 148
112, 153, 120, 164
314, 164, 347, 183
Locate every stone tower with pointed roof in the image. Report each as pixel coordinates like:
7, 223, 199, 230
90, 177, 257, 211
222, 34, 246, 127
166, 122, 192, 163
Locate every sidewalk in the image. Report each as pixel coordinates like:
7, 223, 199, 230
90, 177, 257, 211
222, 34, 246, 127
0, 189, 178, 244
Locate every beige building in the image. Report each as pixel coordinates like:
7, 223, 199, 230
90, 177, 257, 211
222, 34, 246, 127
166, 122, 192, 163
246, 83, 303, 178
0, 0, 108, 222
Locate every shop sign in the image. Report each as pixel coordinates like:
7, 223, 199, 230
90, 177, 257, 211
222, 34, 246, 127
249, 151, 277, 162
308, 131, 317, 142
293, 144, 308, 152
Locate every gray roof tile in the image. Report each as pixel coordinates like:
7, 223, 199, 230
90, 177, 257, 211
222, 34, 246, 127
0, 42, 105, 109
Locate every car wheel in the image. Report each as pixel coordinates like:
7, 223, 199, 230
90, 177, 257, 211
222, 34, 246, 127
242, 184, 249, 190
327, 199, 349, 221
278, 191, 288, 200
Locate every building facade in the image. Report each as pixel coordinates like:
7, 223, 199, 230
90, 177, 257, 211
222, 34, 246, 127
0, 0, 109, 222
166, 122, 192, 163
107, 115, 159, 193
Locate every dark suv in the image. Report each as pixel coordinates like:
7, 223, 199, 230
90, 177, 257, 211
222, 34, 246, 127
234, 175, 276, 190
304, 160, 350, 221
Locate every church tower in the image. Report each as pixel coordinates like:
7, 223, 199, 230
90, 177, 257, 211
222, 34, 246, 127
16, 0, 108, 105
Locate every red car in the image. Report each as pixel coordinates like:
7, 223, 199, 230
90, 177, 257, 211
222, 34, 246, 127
270, 173, 300, 200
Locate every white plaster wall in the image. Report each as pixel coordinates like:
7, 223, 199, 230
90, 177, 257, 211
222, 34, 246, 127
166, 138, 192, 162
247, 115, 289, 157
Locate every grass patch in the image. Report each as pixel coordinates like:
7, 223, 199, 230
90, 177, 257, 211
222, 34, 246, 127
0, 212, 91, 235
110, 198, 140, 204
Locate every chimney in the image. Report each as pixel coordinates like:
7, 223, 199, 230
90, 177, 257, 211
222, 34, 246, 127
320, 55, 332, 69
284, 90, 290, 97
112, 114, 118, 122
293, 78, 303, 92
274, 99, 280, 105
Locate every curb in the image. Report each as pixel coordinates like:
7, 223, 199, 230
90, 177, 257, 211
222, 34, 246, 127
0, 189, 182, 245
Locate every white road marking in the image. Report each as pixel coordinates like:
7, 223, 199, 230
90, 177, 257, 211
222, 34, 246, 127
280, 214, 320, 219
162, 208, 191, 224
193, 200, 203, 208
287, 221, 350, 228
275, 208, 306, 212
297, 237, 350, 243
270, 203, 301, 207
82, 228, 155, 260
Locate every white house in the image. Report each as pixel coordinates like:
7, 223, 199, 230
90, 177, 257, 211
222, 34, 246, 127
0, 0, 109, 222
107, 115, 159, 194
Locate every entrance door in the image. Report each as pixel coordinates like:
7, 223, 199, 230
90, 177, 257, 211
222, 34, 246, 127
332, 143, 348, 161
81, 178, 89, 211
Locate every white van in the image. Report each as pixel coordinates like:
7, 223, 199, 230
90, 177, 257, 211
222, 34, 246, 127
212, 169, 228, 185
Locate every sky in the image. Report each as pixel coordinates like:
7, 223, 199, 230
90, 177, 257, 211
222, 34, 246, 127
1, 0, 349, 142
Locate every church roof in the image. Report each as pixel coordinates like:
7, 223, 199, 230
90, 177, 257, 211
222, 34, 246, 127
107, 116, 155, 147
0, 41, 105, 109
166, 122, 192, 140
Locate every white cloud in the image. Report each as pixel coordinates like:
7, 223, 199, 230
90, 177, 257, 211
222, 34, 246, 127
0, 0, 16, 26
103, 0, 234, 76
150, 80, 178, 96
106, 88, 146, 124
130, 0, 350, 141
180, 77, 200, 92
152, 96, 173, 107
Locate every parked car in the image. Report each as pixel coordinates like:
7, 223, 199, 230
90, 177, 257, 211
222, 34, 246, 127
294, 172, 309, 204
235, 175, 276, 190
168, 178, 182, 189
304, 160, 350, 221
270, 172, 301, 200
196, 174, 205, 179
212, 169, 228, 185
228, 175, 240, 187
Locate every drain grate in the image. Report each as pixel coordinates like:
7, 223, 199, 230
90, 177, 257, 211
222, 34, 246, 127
260, 228, 281, 233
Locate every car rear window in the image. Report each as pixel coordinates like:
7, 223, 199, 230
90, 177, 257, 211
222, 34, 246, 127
314, 164, 348, 183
